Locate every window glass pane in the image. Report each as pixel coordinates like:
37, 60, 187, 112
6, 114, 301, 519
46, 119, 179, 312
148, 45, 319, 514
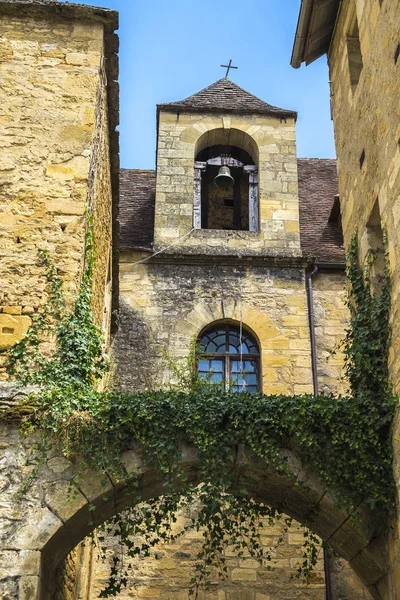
239, 341, 250, 353
197, 357, 224, 386
213, 334, 226, 352
211, 372, 223, 383
198, 359, 209, 372
244, 360, 256, 372
229, 332, 240, 353
230, 360, 258, 392
211, 360, 223, 372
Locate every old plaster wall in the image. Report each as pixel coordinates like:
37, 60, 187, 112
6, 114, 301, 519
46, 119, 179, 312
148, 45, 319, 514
328, 0, 400, 595
0, 10, 112, 377
154, 112, 300, 256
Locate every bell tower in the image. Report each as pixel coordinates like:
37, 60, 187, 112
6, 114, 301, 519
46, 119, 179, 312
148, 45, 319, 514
154, 77, 300, 257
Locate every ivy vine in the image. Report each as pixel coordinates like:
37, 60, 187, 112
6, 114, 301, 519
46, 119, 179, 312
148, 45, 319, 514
6, 231, 396, 597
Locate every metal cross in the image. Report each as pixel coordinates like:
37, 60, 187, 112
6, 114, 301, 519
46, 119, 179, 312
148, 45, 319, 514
221, 59, 238, 78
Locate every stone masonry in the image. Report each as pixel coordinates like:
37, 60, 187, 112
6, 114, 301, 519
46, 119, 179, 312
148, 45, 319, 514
327, 0, 400, 596
0, 0, 119, 377
155, 111, 300, 257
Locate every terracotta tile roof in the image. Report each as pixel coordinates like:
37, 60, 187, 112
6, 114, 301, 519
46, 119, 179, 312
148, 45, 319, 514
297, 158, 344, 263
119, 159, 344, 263
120, 170, 156, 250
157, 78, 297, 119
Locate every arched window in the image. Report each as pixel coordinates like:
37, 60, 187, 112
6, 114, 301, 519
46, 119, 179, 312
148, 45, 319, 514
197, 323, 260, 392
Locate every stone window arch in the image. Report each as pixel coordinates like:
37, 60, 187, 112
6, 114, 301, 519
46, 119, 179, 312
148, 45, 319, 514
197, 321, 260, 392
193, 129, 259, 232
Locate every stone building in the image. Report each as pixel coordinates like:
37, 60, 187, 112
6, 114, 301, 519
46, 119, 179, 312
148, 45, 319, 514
103, 78, 363, 600
0, 0, 388, 599
291, 0, 400, 597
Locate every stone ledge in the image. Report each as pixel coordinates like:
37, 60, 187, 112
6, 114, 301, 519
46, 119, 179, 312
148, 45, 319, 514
0, 0, 118, 31
0, 383, 39, 418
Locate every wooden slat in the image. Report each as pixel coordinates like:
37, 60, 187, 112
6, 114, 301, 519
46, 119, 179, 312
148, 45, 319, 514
248, 170, 259, 232
193, 168, 203, 229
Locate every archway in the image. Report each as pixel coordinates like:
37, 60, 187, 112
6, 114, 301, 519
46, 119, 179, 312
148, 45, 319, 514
32, 441, 389, 599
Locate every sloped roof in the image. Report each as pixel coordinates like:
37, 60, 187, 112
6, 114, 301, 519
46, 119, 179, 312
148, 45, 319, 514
119, 159, 344, 263
297, 158, 344, 262
157, 78, 297, 119
120, 170, 156, 250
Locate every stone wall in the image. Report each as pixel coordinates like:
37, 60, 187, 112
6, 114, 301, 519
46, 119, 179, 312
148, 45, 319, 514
89, 68, 113, 341
0, 7, 114, 376
54, 543, 93, 600
115, 256, 314, 395
0, 395, 385, 599
328, 0, 400, 595
109, 254, 355, 599
312, 271, 348, 396
87, 512, 326, 600
155, 112, 300, 257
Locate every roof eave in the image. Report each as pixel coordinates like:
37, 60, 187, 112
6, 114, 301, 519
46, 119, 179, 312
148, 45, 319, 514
291, 0, 340, 68
157, 104, 298, 121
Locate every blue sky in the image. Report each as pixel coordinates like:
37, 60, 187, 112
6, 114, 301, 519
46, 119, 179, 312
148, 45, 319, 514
62, 0, 336, 169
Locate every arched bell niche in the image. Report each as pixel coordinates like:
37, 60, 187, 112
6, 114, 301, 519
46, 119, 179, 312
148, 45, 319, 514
194, 129, 259, 232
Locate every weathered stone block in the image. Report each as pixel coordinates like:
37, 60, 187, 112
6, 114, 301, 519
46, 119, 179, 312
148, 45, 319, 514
0, 314, 31, 350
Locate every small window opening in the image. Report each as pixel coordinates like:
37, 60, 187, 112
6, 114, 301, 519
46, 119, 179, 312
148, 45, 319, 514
194, 144, 258, 232
16, 237, 21, 244
359, 149, 366, 169
395, 43, 400, 65
197, 323, 260, 392
366, 200, 385, 297
60, 224, 67, 232
347, 16, 363, 93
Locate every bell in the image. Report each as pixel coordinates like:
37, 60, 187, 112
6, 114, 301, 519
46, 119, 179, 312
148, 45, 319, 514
214, 165, 235, 189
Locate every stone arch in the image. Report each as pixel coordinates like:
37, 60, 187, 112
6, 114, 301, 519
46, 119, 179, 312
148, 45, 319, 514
197, 317, 262, 351
175, 303, 286, 393
33, 442, 388, 600
194, 127, 259, 165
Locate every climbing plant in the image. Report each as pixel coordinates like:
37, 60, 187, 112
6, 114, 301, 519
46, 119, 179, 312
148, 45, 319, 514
6, 231, 396, 597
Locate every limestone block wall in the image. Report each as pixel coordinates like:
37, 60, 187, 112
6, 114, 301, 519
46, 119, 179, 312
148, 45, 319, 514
154, 112, 300, 257
312, 271, 349, 396
328, 0, 400, 594
0, 6, 116, 378
87, 512, 326, 600
115, 256, 314, 395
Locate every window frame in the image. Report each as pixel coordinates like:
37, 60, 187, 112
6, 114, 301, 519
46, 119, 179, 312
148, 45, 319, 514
197, 323, 261, 393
